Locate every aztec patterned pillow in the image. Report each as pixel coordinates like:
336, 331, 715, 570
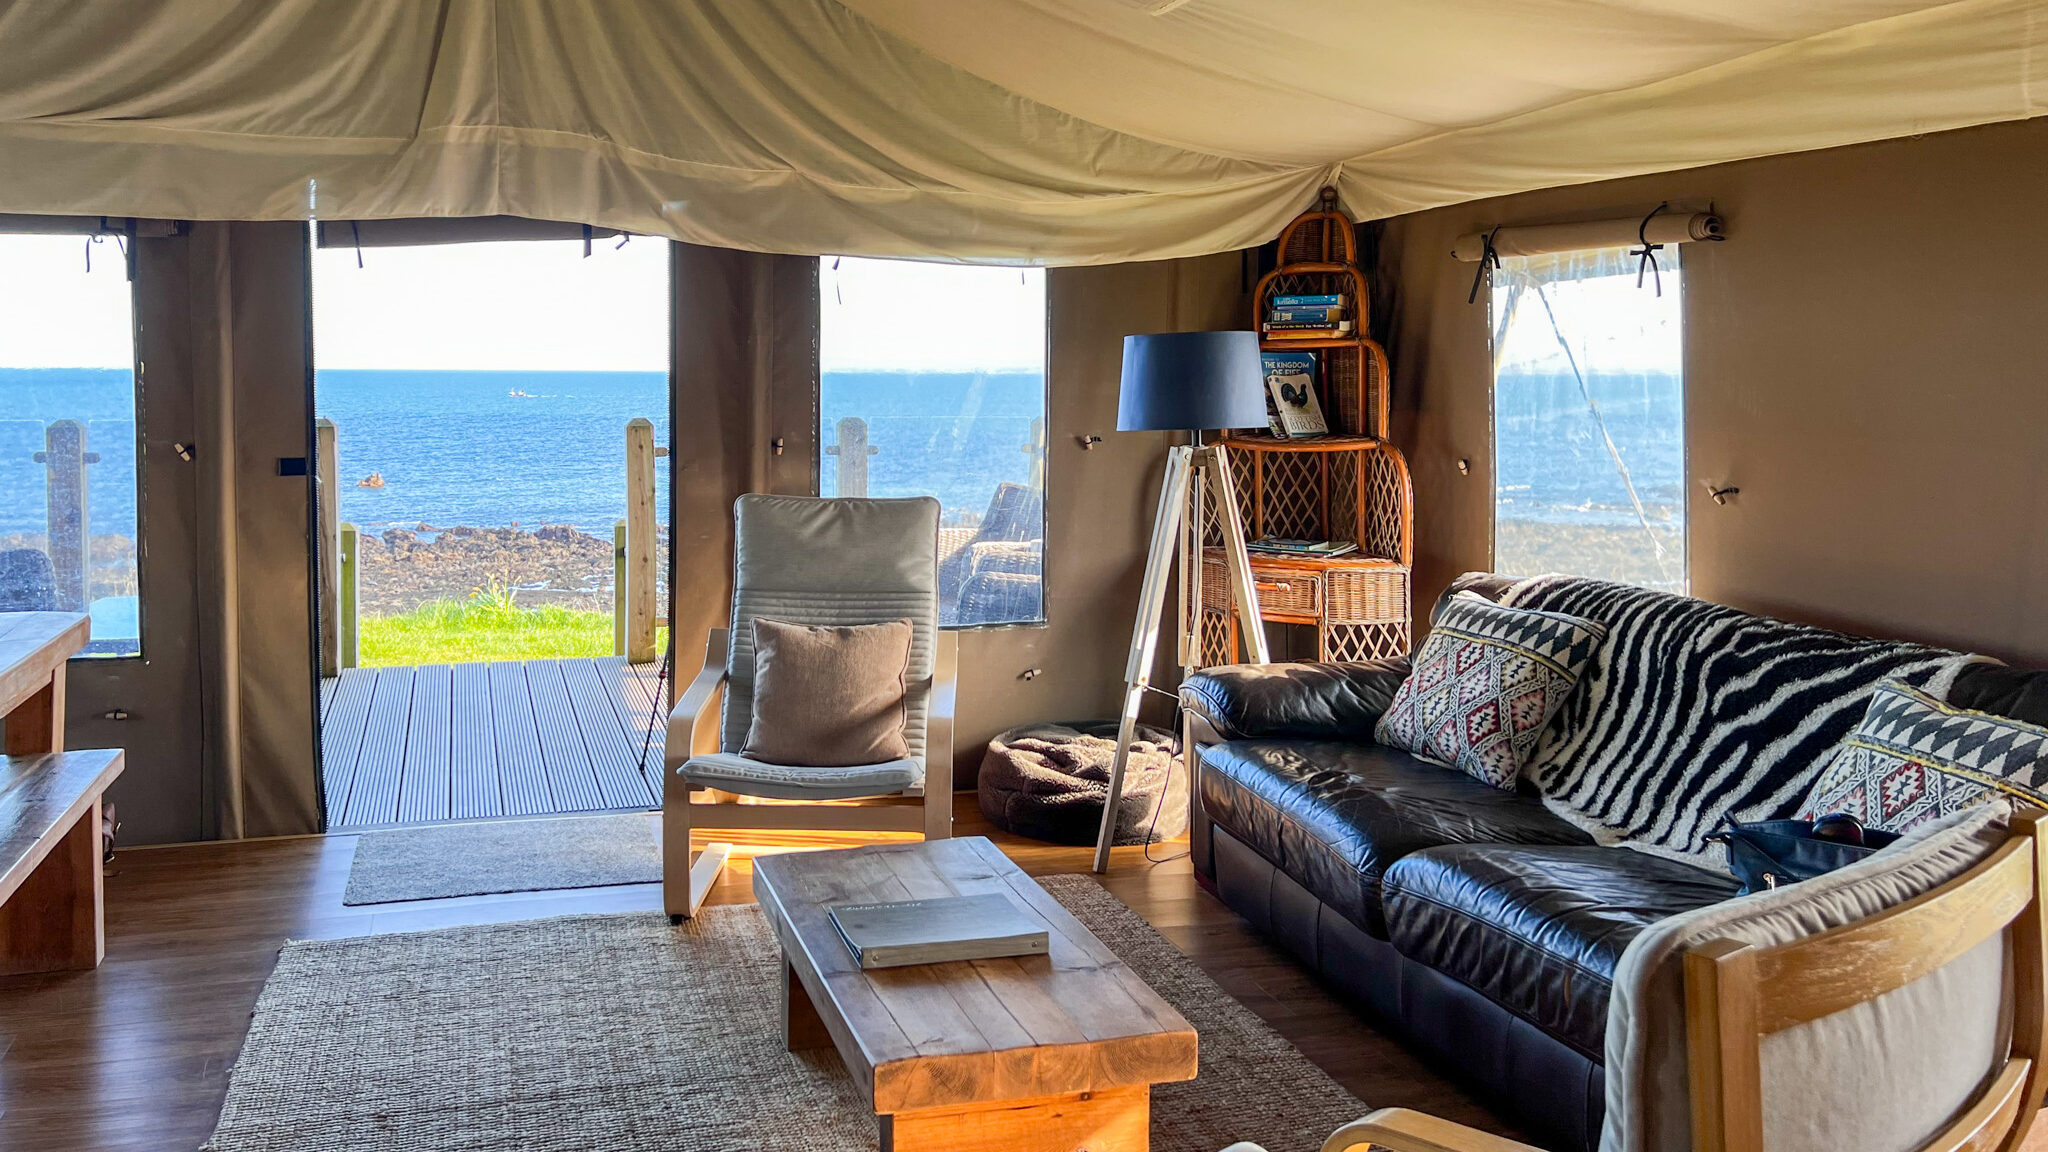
1800, 679, 2048, 833
1374, 595, 1608, 789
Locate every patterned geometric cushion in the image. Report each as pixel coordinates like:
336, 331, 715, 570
1799, 679, 2048, 832
1374, 595, 1609, 789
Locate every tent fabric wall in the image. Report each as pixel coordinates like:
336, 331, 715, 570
667, 244, 823, 676
1, 0, 2043, 264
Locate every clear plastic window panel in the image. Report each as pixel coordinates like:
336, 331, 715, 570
0, 232, 141, 656
1491, 246, 1685, 593
820, 257, 1047, 627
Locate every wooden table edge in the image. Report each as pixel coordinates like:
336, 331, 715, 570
0, 749, 123, 906
0, 613, 90, 718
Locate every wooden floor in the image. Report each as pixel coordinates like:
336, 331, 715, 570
0, 795, 1542, 1152
319, 656, 667, 829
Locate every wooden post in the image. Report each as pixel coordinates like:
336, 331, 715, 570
614, 518, 628, 657
339, 523, 360, 670
35, 420, 95, 612
825, 416, 877, 497
625, 418, 658, 664
315, 418, 340, 678
1025, 416, 1045, 491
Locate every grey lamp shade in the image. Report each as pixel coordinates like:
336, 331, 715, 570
1117, 331, 1268, 432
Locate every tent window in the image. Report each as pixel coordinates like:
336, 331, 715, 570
0, 232, 141, 656
1491, 246, 1685, 593
819, 257, 1047, 628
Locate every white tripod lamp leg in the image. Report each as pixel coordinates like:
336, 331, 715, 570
1093, 445, 1193, 874
1203, 444, 1270, 664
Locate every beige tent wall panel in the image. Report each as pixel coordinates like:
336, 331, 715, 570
668, 244, 822, 671
224, 222, 320, 839
950, 252, 1249, 782
56, 231, 212, 848
1380, 115, 2048, 666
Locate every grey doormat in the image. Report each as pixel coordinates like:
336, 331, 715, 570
342, 812, 659, 905
206, 876, 1365, 1152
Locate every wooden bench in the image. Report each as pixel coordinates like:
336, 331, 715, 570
0, 611, 124, 975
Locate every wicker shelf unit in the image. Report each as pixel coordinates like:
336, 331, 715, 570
1199, 190, 1416, 663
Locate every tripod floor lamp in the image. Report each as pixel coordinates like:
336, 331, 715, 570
1093, 331, 1271, 873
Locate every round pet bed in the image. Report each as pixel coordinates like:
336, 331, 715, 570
977, 720, 1186, 846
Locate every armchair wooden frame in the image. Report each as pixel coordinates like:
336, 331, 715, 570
1295, 810, 2048, 1152
661, 626, 958, 922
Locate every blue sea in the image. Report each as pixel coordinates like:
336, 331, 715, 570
0, 367, 1049, 537
2, 365, 1679, 538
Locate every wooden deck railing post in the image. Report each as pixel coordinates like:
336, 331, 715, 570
625, 419, 658, 664
315, 418, 340, 678
34, 420, 96, 612
825, 416, 876, 497
1026, 416, 1046, 491
613, 518, 628, 657
339, 522, 360, 670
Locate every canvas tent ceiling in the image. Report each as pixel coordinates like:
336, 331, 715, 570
1, 0, 2041, 264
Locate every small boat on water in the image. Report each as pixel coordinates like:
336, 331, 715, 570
509, 389, 532, 397
358, 472, 385, 489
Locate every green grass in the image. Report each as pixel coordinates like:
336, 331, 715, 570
359, 599, 616, 666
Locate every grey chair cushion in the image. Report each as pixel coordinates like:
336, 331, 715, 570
682, 752, 922, 801
718, 495, 940, 772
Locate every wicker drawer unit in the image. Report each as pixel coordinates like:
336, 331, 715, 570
1200, 549, 1410, 664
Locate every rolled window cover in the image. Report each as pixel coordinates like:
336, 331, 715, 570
1452, 213, 1723, 262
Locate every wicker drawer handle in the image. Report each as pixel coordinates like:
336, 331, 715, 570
1255, 581, 1294, 592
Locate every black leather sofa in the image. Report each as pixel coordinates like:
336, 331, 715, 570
1177, 574, 2048, 1152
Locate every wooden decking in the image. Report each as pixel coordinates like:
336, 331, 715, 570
319, 656, 667, 830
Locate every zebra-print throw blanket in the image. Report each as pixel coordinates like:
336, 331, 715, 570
1492, 575, 1982, 866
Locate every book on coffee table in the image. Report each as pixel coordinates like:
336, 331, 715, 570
827, 893, 1050, 969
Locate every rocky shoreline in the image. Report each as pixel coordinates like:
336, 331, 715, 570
355, 524, 667, 617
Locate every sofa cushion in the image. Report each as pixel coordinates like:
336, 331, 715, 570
1948, 661, 2048, 728
1382, 843, 1739, 1060
1180, 658, 1411, 742
1798, 678, 2048, 833
1198, 739, 1594, 936
1375, 595, 1608, 789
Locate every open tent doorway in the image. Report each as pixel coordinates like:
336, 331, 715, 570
309, 228, 673, 831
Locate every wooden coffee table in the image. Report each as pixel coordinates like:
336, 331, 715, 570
752, 836, 1198, 1152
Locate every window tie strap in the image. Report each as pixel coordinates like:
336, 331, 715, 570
1631, 202, 1669, 296
1466, 225, 1502, 305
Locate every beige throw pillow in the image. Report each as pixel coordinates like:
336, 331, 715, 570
742, 617, 912, 767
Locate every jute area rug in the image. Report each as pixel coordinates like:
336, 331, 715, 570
205, 876, 1365, 1152
342, 812, 659, 905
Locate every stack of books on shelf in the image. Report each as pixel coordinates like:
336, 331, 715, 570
1262, 293, 1352, 339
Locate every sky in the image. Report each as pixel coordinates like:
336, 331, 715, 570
820, 255, 1044, 373
0, 233, 1048, 375
0, 234, 136, 369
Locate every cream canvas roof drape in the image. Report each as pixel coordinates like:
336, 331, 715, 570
1, 0, 2042, 264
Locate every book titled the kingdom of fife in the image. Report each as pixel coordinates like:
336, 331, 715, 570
827, 893, 1050, 969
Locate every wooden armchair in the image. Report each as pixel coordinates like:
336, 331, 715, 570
1232, 808, 2048, 1152
661, 495, 956, 921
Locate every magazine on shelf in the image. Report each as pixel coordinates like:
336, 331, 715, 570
827, 893, 1050, 969
1248, 537, 1358, 558
1262, 350, 1328, 437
